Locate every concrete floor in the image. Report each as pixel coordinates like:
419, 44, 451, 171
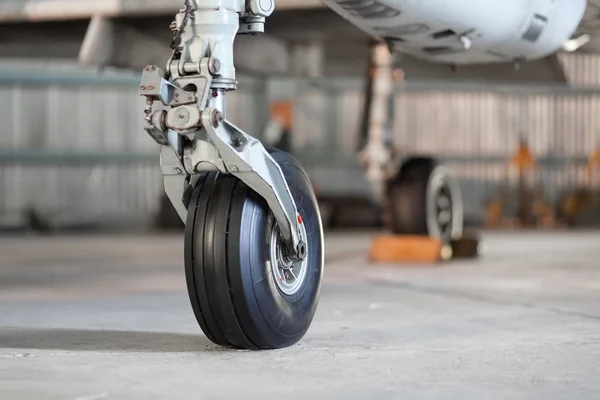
1, 230, 599, 399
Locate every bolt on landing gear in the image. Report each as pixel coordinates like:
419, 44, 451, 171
140, 0, 324, 349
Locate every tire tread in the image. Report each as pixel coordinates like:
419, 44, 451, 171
188, 173, 227, 346
184, 174, 219, 344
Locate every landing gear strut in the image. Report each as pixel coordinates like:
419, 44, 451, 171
361, 41, 464, 243
140, 0, 323, 349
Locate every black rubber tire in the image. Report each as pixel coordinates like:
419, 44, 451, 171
386, 157, 463, 242
184, 148, 324, 350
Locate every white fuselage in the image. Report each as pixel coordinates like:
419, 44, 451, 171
322, 0, 587, 64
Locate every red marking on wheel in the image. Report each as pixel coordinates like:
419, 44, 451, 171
297, 215, 303, 224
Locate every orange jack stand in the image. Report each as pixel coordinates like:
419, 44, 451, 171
369, 233, 480, 265
588, 146, 600, 184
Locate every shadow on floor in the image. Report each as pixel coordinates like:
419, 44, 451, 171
0, 327, 230, 353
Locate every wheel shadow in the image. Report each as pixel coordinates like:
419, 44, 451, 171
0, 327, 229, 353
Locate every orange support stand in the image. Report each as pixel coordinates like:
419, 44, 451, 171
510, 140, 537, 171
369, 233, 480, 265
588, 147, 600, 184
369, 235, 447, 264
270, 101, 294, 131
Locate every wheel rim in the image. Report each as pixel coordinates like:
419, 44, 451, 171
426, 166, 463, 241
435, 183, 453, 237
269, 218, 309, 296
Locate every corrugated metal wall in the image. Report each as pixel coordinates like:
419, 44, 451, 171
560, 53, 600, 87
392, 88, 598, 221
288, 74, 599, 223
0, 63, 265, 228
0, 72, 160, 227
1, 53, 599, 228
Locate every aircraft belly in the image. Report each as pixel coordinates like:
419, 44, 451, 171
322, 0, 587, 64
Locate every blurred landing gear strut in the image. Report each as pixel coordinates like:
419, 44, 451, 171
360, 41, 476, 263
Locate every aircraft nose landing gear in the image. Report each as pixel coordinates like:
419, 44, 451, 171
140, 1, 324, 349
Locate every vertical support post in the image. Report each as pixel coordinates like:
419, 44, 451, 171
359, 40, 396, 203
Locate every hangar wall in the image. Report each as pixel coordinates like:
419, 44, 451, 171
0, 54, 598, 228
560, 52, 600, 86
315, 83, 597, 222
0, 64, 267, 228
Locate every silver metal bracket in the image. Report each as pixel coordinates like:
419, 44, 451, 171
183, 135, 225, 174
140, 65, 196, 106
168, 57, 218, 108
160, 145, 188, 222
201, 108, 306, 257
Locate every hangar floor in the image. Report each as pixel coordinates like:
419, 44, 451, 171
1, 231, 599, 399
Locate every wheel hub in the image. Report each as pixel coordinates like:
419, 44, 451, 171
435, 184, 453, 236
269, 219, 309, 296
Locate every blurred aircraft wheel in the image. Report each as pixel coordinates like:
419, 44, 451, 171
386, 157, 464, 242
184, 147, 324, 349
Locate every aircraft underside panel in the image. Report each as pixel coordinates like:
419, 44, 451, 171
322, 0, 587, 64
